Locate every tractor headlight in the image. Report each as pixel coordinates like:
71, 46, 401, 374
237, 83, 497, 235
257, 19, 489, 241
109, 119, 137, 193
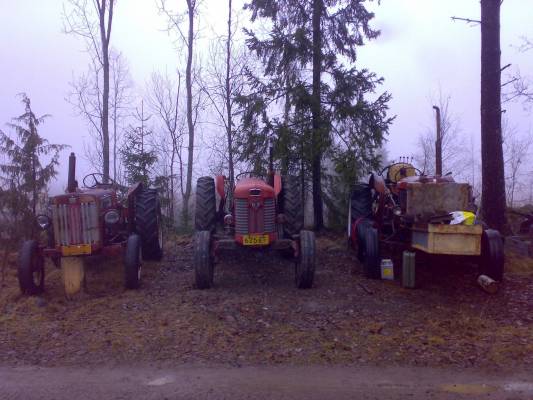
104, 210, 120, 225
36, 214, 50, 230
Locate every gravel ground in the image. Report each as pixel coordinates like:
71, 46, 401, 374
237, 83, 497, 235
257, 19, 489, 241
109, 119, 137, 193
0, 233, 532, 369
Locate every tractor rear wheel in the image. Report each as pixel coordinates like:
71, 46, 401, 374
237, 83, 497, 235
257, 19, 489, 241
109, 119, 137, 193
363, 227, 381, 279
480, 229, 504, 281
135, 188, 163, 261
295, 230, 315, 289
124, 234, 142, 289
282, 175, 304, 237
195, 177, 216, 233
18, 240, 45, 295
194, 231, 214, 289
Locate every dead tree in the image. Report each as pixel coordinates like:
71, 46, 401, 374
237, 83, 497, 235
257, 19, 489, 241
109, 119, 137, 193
147, 70, 185, 225
502, 119, 532, 207
63, 0, 116, 182
157, 0, 202, 228
199, 0, 248, 193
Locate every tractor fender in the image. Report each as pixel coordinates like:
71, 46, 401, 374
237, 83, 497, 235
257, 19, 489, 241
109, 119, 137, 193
274, 174, 282, 197
215, 175, 225, 200
126, 182, 143, 199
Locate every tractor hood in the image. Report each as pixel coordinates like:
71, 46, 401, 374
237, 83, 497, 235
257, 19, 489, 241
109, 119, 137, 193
234, 178, 275, 198
52, 188, 114, 203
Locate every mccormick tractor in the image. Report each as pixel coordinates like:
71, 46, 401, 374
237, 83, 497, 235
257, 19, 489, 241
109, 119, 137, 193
18, 153, 163, 296
348, 158, 504, 283
193, 150, 316, 289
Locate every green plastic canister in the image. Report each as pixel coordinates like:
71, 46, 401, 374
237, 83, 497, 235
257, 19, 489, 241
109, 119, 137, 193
402, 251, 416, 288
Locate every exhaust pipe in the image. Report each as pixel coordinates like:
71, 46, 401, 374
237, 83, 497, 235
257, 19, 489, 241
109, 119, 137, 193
67, 152, 77, 193
433, 106, 442, 176
267, 145, 274, 186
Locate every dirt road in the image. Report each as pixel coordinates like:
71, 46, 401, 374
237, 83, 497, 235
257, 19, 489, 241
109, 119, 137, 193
1, 365, 532, 400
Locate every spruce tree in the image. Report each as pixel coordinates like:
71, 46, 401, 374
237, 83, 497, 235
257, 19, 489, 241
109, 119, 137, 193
120, 102, 157, 186
239, 0, 393, 229
0, 94, 66, 240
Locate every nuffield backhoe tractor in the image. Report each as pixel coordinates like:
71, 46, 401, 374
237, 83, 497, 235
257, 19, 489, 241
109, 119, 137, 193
348, 138, 504, 284
18, 153, 163, 296
193, 149, 315, 289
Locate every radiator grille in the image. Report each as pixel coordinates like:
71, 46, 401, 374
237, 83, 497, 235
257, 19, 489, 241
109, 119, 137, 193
263, 198, 275, 233
234, 198, 276, 234
235, 199, 248, 234
52, 201, 100, 245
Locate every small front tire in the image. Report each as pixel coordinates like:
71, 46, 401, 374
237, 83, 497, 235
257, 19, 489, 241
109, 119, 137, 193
194, 231, 214, 289
18, 240, 45, 295
295, 230, 315, 289
363, 227, 381, 279
124, 234, 142, 289
480, 229, 504, 281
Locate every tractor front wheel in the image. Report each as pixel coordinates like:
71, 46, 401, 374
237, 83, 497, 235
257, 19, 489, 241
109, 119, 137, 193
480, 229, 504, 281
124, 234, 142, 289
363, 227, 381, 279
295, 230, 315, 289
18, 240, 45, 295
135, 188, 163, 261
194, 231, 214, 289
356, 219, 371, 263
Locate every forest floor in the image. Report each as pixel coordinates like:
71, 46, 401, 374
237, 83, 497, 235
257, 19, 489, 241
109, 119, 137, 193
0, 233, 532, 370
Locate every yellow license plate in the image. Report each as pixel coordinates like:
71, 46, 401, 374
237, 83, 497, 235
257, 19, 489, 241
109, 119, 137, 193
243, 234, 269, 246
61, 244, 92, 256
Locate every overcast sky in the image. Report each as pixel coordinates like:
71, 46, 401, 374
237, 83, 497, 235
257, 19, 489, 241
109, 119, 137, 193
1, 0, 532, 194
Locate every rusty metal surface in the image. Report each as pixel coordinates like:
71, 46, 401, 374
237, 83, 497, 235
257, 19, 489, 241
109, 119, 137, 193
406, 182, 470, 220
411, 223, 482, 255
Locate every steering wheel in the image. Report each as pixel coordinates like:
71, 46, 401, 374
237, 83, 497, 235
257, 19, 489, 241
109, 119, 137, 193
83, 173, 116, 188
235, 171, 264, 180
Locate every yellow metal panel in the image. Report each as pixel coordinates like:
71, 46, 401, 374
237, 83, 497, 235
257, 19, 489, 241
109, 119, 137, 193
61, 244, 92, 256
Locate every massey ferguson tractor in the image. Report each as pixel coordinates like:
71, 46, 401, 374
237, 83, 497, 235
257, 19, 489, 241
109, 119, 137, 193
193, 150, 315, 289
18, 153, 163, 296
348, 157, 504, 283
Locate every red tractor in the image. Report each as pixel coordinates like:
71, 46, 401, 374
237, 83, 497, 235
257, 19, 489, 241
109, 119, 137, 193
18, 153, 163, 295
193, 151, 315, 289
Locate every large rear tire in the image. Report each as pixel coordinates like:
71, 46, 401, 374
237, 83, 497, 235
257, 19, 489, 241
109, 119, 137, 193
282, 175, 304, 237
295, 230, 315, 289
135, 188, 163, 261
195, 177, 216, 233
194, 231, 214, 289
18, 240, 44, 295
363, 227, 381, 279
480, 229, 504, 281
124, 234, 142, 289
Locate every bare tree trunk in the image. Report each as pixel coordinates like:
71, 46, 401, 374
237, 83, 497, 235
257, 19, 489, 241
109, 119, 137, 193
182, 0, 196, 228
480, 0, 506, 231
97, 0, 114, 183
225, 0, 235, 191
311, 0, 324, 230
